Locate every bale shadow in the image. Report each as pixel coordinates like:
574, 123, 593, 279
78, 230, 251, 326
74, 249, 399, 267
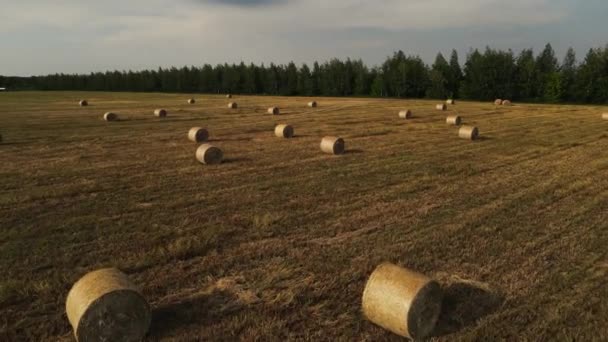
476, 136, 493, 141
208, 137, 253, 142
223, 157, 252, 164
345, 149, 364, 154
432, 279, 504, 337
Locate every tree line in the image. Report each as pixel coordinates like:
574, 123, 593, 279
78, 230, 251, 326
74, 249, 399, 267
2, 43, 608, 104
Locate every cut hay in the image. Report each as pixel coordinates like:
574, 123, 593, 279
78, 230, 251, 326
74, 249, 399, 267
228, 102, 238, 109
268, 107, 280, 115
66, 268, 151, 342
188, 127, 209, 143
446, 99, 455, 105
602, 113, 608, 120
459, 125, 479, 140
494, 99, 503, 105
446, 115, 462, 126
502, 100, 512, 106
103, 112, 118, 121
196, 144, 223, 165
154, 109, 167, 118
188, 99, 196, 104
398, 110, 412, 119
320, 136, 345, 155
362, 263, 442, 339
436, 104, 447, 111
274, 124, 294, 138
79, 100, 88, 107
308, 101, 318, 108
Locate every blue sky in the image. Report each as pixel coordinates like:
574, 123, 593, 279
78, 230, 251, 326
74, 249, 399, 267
1, 0, 607, 76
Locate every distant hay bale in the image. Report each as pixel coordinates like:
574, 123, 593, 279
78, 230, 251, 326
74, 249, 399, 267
446, 99, 455, 105
268, 107, 280, 115
79, 100, 88, 107
308, 101, 318, 108
398, 110, 412, 119
154, 109, 167, 118
274, 124, 294, 138
494, 99, 503, 105
188, 127, 209, 143
226, 94, 232, 99
459, 125, 479, 140
103, 112, 118, 121
320, 136, 345, 155
188, 99, 195, 104
436, 104, 447, 111
446, 115, 462, 126
66, 268, 151, 342
502, 100, 512, 106
228, 102, 238, 109
602, 113, 608, 120
362, 263, 442, 339
196, 144, 223, 165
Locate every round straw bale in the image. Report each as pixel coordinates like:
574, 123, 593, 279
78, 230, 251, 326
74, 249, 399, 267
602, 113, 608, 120
320, 136, 345, 155
308, 101, 318, 108
188, 99, 195, 104
398, 110, 412, 119
494, 99, 503, 105
436, 104, 447, 111
446, 115, 462, 126
228, 102, 238, 109
104, 112, 118, 121
226, 94, 232, 99
275, 124, 294, 138
459, 125, 479, 140
154, 109, 167, 118
66, 268, 151, 342
362, 263, 442, 340
268, 107, 280, 115
79, 100, 88, 107
446, 99, 455, 105
196, 144, 223, 165
502, 100, 512, 106
188, 127, 209, 143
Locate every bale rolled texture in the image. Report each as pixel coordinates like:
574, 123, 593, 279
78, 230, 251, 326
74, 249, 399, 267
502, 100, 512, 106
308, 101, 318, 108
398, 110, 412, 119
66, 268, 151, 342
362, 263, 442, 340
188, 127, 209, 143
275, 124, 294, 138
320, 136, 345, 155
459, 125, 479, 140
188, 99, 195, 104
494, 99, 503, 105
602, 113, 608, 120
154, 109, 167, 118
104, 112, 118, 121
446, 99, 455, 105
436, 104, 447, 111
268, 107, 280, 115
79, 100, 88, 107
228, 102, 238, 109
196, 144, 223, 165
446, 115, 462, 126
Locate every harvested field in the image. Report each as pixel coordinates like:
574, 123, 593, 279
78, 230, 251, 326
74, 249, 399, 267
0, 91, 607, 341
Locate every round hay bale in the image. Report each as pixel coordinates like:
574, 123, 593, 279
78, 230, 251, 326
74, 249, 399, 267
196, 144, 223, 165
308, 101, 318, 108
188, 99, 195, 104
502, 100, 512, 106
226, 94, 232, 99
436, 104, 447, 111
228, 102, 238, 109
66, 268, 151, 342
275, 124, 294, 138
268, 107, 280, 115
154, 109, 167, 118
602, 113, 608, 120
446, 115, 462, 126
398, 110, 412, 119
79, 100, 88, 107
362, 263, 442, 340
320, 136, 345, 155
188, 127, 209, 143
459, 125, 479, 140
103, 112, 118, 121
494, 99, 503, 105
446, 99, 455, 105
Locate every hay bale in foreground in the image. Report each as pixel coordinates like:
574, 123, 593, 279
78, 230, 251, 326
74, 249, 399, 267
103, 112, 118, 121
320, 136, 345, 155
196, 144, 223, 165
502, 100, 512, 106
602, 113, 608, 120
188, 127, 209, 143
494, 99, 503, 105
79, 100, 88, 107
436, 104, 447, 111
446, 99, 455, 105
275, 124, 294, 138
66, 268, 151, 342
268, 107, 280, 115
228, 102, 238, 109
188, 99, 195, 104
154, 109, 167, 118
446, 115, 462, 126
398, 110, 412, 119
308, 101, 318, 108
459, 125, 479, 140
362, 263, 442, 339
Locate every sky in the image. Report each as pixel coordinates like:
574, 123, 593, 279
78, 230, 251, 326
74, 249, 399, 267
1, 0, 607, 76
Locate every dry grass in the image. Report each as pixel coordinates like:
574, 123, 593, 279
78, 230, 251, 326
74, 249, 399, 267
0, 91, 607, 341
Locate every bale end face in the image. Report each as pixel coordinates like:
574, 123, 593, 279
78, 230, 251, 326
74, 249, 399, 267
320, 136, 345, 155
268, 107, 280, 115
362, 263, 443, 339
494, 99, 503, 105
502, 100, 512, 106
436, 104, 447, 111
188, 127, 209, 143
602, 113, 608, 120
104, 112, 118, 121
228, 102, 238, 109
446, 115, 462, 126
399, 110, 412, 119
154, 109, 167, 117
196, 144, 223, 165
66, 268, 151, 342
308, 101, 318, 108
188, 99, 196, 104
459, 126, 479, 140
275, 124, 294, 138
79, 100, 88, 107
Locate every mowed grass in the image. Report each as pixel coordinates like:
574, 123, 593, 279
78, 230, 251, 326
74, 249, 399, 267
1, 91, 607, 341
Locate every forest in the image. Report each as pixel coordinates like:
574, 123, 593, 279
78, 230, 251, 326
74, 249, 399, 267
2, 43, 608, 104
